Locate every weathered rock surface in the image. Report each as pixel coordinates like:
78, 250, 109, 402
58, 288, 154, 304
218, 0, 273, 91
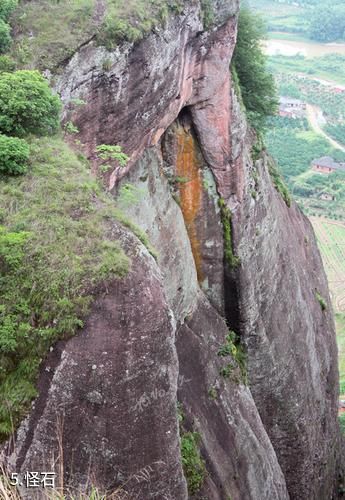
55, 0, 238, 196
232, 156, 339, 499
6, 224, 187, 499
3, 0, 342, 498
176, 293, 289, 500
227, 90, 340, 499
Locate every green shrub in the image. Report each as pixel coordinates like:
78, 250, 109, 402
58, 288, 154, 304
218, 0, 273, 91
268, 159, 291, 207
64, 120, 79, 135
219, 364, 234, 379
201, 0, 214, 29
97, 1, 184, 50
0, 55, 15, 72
98, 15, 141, 48
316, 291, 327, 311
0, 70, 61, 137
0, 19, 11, 54
218, 332, 237, 357
181, 432, 206, 495
0, 0, 18, 21
96, 144, 129, 167
208, 386, 218, 400
218, 330, 247, 383
0, 134, 29, 175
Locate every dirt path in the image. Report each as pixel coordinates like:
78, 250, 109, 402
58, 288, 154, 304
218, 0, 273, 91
306, 104, 345, 153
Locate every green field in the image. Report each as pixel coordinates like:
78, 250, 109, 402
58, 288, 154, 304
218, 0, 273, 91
310, 219, 345, 394
336, 313, 345, 395
247, 0, 308, 34
275, 76, 345, 121
265, 116, 345, 219
250, 0, 345, 401
311, 219, 345, 312
268, 32, 314, 43
268, 55, 345, 86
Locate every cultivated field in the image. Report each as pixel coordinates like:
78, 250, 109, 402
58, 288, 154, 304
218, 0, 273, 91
336, 313, 345, 394
310, 217, 345, 312
310, 217, 345, 394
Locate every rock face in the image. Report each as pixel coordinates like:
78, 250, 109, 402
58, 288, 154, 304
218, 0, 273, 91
4, 0, 341, 499
6, 225, 188, 499
228, 91, 340, 499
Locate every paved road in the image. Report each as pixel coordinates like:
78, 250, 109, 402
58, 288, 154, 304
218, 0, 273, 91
306, 104, 345, 153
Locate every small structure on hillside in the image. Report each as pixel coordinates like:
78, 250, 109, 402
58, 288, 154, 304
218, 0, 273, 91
319, 192, 335, 201
311, 156, 345, 174
332, 86, 345, 95
279, 96, 306, 118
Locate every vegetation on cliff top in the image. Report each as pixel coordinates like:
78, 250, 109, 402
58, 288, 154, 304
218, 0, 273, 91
8, 0, 188, 70
0, 136, 131, 439
233, 8, 278, 132
7, 0, 224, 70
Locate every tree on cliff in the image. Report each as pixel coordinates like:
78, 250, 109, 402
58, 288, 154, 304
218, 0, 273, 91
232, 8, 278, 132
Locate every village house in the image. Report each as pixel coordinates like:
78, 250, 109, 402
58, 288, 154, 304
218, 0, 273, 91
311, 156, 345, 174
319, 192, 335, 201
279, 96, 306, 118
331, 85, 345, 95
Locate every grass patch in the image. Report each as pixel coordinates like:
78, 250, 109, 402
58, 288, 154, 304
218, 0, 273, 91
98, 0, 185, 50
0, 136, 131, 441
104, 206, 158, 260
218, 330, 247, 383
267, 157, 291, 207
10, 0, 97, 70
9, 0, 185, 69
178, 404, 206, 495
200, 0, 214, 30
180, 432, 206, 495
208, 386, 218, 400
181, 432, 206, 495
315, 291, 327, 311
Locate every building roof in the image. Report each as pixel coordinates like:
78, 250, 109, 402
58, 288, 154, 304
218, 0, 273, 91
279, 96, 305, 106
311, 156, 345, 171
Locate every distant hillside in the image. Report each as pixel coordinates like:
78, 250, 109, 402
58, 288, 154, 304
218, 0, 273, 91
247, 0, 345, 42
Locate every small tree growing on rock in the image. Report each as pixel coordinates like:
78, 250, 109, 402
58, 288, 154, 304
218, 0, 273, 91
95, 144, 129, 167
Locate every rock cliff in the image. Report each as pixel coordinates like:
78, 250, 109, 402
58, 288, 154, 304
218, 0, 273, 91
4, 0, 341, 498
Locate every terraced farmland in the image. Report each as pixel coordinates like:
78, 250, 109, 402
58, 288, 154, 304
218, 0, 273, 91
310, 217, 345, 395
310, 217, 345, 313
336, 313, 345, 395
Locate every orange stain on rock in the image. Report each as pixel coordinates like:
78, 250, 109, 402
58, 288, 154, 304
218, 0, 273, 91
176, 126, 204, 282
